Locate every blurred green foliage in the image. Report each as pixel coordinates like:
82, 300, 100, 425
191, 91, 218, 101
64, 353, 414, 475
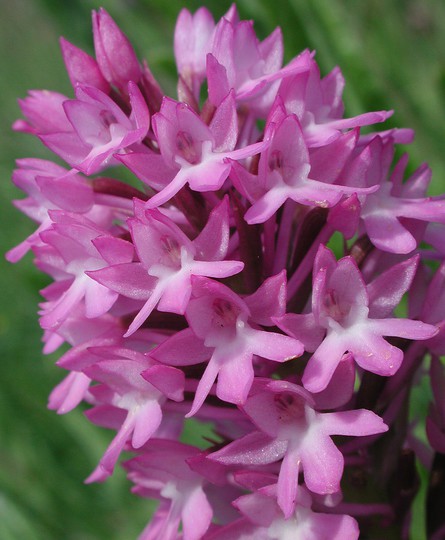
1, 0, 444, 538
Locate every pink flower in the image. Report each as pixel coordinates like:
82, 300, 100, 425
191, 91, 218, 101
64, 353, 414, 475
143, 92, 268, 208
88, 197, 244, 336
124, 440, 220, 540
152, 273, 303, 416
209, 378, 387, 517
6, 159, 94, 262
357, 139, 445, 254
231, 103, 378, 224
207, 484, 359, 540
41, 82, 149, 175
279, 56, 391, 147
276, 246, 437, 392
84, 347, 185, 483
60, 37, 110, 93
35, 212, 134, 329
47, 309, 121, 413
207, 6, 311, 113
13, 90, 71, 135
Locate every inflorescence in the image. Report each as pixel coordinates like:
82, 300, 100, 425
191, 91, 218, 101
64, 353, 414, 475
8, 5, 445, 539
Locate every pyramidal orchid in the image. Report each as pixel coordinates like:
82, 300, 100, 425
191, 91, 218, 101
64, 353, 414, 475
7, 5, 445, 539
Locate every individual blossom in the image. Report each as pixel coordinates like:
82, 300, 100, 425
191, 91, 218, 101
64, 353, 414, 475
88, 197, 244, 336
46, 308, 121, 414
174, 7, 215, 102
92, 7, 142, 91
207, 5, 311, 113
84, 347, 185, 483
40, 82, 150, 175
60, 36, 110, 93
35, 212, 134, 329
124, 440, 224, 540
142, 91, 269, 208
276, 246, 437, 393
344, 136, 445, 254
278, 56, 391, 147
209, 378, 387, 517
47, 306, 159, 414
206, 481, 359, 540
13, 89, 72, 135
151, 272, 303, 416
231, 103, 378, 224
5, 159, 94, 262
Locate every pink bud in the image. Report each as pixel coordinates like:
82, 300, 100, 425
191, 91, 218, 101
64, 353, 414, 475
60, 37, 110, 93
92, 8, 141, 91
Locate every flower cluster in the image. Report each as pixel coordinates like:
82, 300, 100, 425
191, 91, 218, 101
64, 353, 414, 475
8, 5, 445, 539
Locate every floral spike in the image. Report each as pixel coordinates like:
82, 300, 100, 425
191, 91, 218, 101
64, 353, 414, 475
7, 5, 445, 539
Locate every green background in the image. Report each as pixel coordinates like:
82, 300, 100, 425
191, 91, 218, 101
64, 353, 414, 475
1, 0, 445, 538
